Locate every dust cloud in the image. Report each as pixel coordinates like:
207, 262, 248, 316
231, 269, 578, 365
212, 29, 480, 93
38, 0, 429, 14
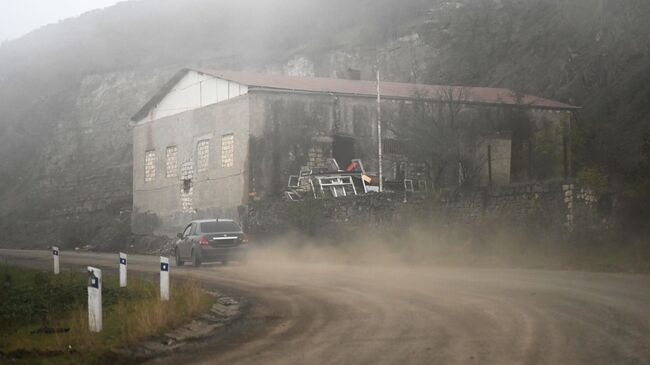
242, 219, 648, 274
245, 223, 528, 270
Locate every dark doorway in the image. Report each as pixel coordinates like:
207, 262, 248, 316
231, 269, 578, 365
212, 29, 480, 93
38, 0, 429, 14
332, 135, 355, 170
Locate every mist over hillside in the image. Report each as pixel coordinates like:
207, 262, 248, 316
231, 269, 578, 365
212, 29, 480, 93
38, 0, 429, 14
0, 0, 648, 248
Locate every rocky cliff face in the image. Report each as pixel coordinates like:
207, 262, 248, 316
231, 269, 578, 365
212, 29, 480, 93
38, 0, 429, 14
0, 0, 648, 249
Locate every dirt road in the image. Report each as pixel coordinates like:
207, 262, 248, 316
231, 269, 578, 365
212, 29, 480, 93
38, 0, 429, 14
2, 249, 649, 364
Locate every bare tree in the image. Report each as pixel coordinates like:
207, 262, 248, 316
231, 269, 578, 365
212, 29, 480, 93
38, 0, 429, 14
391, 86, 488, 190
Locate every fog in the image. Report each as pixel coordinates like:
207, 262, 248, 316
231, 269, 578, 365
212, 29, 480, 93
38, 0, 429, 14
0, 0, 648, 265
0, 0, 124, 41
0, 1, 649, 363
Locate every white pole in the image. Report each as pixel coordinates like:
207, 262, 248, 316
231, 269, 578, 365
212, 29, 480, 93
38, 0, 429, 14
160, 257, 170, 301
52, 246, 60, 275
87, 266, 102, 332
376, 68, 383, 193
119, 252, 127, 288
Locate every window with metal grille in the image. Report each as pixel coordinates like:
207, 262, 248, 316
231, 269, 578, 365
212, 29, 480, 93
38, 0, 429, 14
383, 139, 407, 155
196, 139, 210, 173
144, 150, 156, 182
166, 146, 178, 177
221, 134, 234, 168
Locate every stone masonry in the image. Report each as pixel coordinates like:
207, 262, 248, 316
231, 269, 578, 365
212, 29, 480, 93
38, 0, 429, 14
246, 181, 607, 238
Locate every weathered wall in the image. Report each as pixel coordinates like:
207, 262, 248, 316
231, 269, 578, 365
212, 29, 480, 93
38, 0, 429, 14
248, 91, 385, 200
475, 133, 512, 186
387, 97, 572, 189
246, 194, 413, 238
247, 89, 572, 202
439, 182, 608, 235
245, 182, 608, 239
132, 96, 250, 235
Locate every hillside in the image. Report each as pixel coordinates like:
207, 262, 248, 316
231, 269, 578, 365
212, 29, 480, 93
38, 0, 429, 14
0, 0, 648, 249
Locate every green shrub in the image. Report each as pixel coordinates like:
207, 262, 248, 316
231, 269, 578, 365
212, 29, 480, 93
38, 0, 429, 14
577, 166, 609, 191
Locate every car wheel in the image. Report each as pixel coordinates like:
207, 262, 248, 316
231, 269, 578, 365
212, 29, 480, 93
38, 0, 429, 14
175, 248, 184, 266
192, 249, 202, 267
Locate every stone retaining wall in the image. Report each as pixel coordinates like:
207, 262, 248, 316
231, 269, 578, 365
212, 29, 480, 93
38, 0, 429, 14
245, 182, 608, 237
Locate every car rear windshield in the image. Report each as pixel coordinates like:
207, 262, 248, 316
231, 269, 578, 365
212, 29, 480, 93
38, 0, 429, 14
199, 221, 241, 233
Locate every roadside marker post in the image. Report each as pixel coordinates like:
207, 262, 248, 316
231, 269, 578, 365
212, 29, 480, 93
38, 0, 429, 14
87, 266, 102, 332
160, 256, 170, 301
52, 246, 60, 275
119, 252, 127, 288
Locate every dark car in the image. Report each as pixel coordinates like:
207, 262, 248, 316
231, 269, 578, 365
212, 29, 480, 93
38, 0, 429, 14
174, 219, 250, 267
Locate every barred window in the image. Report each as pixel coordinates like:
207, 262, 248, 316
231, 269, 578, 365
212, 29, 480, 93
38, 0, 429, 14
166, 146, 178, 178
196, 139, 210, 173
144, 150, 156, 182
221, 134, 234, 168
383, 139, 407, 155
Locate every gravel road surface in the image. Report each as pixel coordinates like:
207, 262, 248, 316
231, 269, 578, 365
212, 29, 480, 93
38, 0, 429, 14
1, 249, 649, 364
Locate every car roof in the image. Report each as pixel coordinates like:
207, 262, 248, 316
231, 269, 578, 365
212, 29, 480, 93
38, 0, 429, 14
192, 219, 236, 224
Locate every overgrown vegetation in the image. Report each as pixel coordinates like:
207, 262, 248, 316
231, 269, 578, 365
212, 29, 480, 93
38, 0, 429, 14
577, 167, 609, 191
419, 0, 650, 198
0, 265, 214, 365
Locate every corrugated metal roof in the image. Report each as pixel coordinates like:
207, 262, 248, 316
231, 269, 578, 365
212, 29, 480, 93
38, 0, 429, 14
131, 68, 579, 121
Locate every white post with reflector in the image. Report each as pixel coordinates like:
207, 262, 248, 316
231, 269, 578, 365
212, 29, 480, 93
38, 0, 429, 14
52, 246, 60, 275
119, 252, 127, 288
87, 266, 102, 332
160, 256, 170, 301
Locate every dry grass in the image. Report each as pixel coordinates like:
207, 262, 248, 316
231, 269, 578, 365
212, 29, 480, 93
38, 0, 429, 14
111, 279, 210, 343
0, 266, 214, 365
58, 279, 212, 355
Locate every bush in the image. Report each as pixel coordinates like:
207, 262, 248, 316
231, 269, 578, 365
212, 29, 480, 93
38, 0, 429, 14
577, 166, 609, 191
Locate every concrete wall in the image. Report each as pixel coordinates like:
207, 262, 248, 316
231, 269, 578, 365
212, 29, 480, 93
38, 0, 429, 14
247, 90, 386, 200
132, 95, 250, 235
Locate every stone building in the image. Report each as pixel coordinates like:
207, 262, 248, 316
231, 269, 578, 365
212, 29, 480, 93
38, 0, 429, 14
130, 68, 578, 235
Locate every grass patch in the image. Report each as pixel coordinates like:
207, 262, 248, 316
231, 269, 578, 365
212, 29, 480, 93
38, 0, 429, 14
0, 264, 214, 364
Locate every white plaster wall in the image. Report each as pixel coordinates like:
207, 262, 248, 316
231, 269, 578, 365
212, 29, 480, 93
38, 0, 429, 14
145, 70, 248, 121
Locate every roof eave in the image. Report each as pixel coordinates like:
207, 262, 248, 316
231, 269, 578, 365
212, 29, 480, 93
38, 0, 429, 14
247, 87, 581, 110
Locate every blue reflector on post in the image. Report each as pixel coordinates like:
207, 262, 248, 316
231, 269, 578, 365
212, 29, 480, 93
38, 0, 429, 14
161, 263, 169, 272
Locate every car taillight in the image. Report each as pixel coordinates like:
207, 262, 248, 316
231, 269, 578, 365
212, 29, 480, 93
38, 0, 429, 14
240, 234, 250, 244
199, 235, 209, 246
